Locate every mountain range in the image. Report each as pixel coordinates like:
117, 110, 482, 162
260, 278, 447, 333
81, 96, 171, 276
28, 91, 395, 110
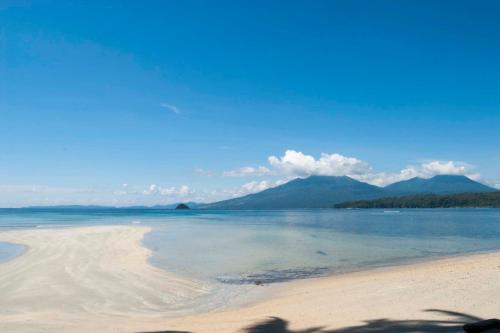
201, 175, 496, 209
20, 175, 496, 210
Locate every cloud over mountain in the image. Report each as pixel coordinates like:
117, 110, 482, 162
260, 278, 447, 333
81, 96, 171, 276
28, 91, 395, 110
236, 150, 483, 187
268, 150, 372, 177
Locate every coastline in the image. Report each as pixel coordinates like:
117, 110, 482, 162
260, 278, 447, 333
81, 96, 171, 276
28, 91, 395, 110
159, 251, 500, 333
0, 225, 499, 332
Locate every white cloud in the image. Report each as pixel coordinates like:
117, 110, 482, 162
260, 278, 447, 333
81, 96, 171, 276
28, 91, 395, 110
160, 103, 181, 114
240, 180, 272, 193
143, 184, 192, 197
371, 170, 417, 186
420, 160, 479, 179
268, 150, 372, 177
215, 179, 286, 199
485, 179, 500, 190
222, 166, 271, 177
178, 185, 191, 196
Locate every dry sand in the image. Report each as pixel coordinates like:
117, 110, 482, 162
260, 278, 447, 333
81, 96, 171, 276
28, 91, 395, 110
1, 225, 499, 333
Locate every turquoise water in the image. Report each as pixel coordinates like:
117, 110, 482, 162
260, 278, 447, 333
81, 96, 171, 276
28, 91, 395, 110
1, 209, 500, 285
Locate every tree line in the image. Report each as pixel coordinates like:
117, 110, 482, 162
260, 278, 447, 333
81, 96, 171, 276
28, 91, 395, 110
335, 191, 500, 208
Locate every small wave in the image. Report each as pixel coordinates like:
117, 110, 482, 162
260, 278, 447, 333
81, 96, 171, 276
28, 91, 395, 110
383, 210, 400, 213
217, 267, 330, 285
131, 220, 142, 224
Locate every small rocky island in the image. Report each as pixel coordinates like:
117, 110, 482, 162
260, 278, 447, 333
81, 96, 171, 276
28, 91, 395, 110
175, 203, 190, 210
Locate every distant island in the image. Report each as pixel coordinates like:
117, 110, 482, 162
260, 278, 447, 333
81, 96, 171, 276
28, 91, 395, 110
335, 192, 500, 208
175, 203, 190, 210
22, 202, 201, 210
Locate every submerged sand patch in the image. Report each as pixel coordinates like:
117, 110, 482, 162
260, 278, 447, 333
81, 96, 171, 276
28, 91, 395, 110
0, 226, 209, 323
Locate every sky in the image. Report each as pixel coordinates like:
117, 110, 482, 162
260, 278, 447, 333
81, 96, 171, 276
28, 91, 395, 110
0, 0, 499, 207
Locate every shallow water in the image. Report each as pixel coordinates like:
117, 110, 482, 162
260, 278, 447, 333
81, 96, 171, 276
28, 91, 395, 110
142, 209, 500, 284
0, 241, 25, 263
1, 208, 500, 285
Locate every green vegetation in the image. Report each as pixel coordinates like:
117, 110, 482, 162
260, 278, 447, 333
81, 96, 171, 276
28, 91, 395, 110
335, 191, 500, 208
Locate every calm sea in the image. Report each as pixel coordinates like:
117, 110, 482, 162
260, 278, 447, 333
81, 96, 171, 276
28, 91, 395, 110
1, 208, 500, 285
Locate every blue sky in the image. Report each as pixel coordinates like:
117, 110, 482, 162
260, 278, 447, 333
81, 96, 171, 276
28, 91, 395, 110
1, 0, 499, 206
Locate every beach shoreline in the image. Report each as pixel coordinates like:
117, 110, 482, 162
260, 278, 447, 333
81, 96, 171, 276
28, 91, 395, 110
1, 225, 499, 332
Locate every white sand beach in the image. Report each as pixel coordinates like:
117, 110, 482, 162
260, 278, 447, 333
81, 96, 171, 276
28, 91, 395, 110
0, 226, 210, 332
1, 225, 500, 333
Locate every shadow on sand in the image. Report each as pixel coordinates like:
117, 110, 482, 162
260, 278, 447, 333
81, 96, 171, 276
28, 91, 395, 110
138, 309, 484, 333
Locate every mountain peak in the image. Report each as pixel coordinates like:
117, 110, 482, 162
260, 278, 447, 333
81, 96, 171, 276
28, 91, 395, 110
385, 174, 494, 195
435, 174, 462, 177
430, 174, 470, 180
203, 175, 383, 209
300, 175, 356, 182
